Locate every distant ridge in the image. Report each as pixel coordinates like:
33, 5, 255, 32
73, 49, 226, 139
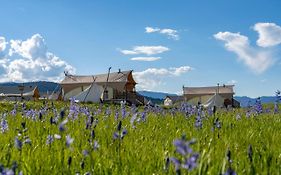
137, 91, 177, 99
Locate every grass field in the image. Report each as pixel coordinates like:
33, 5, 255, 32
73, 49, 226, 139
0, 100, 281, 174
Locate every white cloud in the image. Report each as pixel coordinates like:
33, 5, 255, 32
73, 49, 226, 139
145, 27, 160, 33
214, 31, 275, 74
227, 80, 238, 84
0, 37, 7, 52
254, 23, 281, 47
145, 27, 179, 40
133, 66, 193, 90
120, 46, 169, 55
0, 34, 75, 82
130, 57, 161, 61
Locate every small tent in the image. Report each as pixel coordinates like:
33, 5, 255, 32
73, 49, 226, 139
203, 93, 224, 108
74, 83, 103, 103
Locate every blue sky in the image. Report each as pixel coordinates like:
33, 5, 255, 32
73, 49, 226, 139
0, 0, 281, 97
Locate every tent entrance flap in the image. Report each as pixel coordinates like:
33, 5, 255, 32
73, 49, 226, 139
203, 93, 224, 108
74, 83, 103, 103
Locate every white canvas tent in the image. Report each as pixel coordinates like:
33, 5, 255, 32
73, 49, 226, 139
203, 93, 224, 108
74, 83, 103, 103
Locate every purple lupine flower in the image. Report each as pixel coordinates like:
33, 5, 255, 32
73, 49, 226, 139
93, 140, 99, 150
121, 129, 128, 139
182, 153, 199, 170
194, 115, 202, 129
113, 132, 119, 140
0, 119, 8, 133
10, 109, 17, 116
82, 149, 89, 157
23, 137, 31, 145
46, 135, 54, 145
14, 137, 22, 150
59, 119, 68, 132
173, 139, 193, 156
254, 97, 263, 114
141, 112, 146, 122
130, 113, 137, 128
114, 111, 119, 121
224, 167, 237, 175
66, 135, 74, 147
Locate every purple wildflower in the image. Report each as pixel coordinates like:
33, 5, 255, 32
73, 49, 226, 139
0, 119, 8, 133
14, 137, 22, 150
224, 167, 237, 175
46, 135, 54, 145
66, 135, 74, 147
182, 153, 199, 170
59, 119, 68, 132
54, 134, 62, 139
93, 140, 99, 150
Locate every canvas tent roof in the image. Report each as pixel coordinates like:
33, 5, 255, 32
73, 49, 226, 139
60, 70, 136, 94
183, 85, 234, 95
165, 95, 184, 102
61, 70, 135, 85
0, 85, 38, 97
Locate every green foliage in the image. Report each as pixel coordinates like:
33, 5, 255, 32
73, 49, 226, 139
0, 101, 281, 174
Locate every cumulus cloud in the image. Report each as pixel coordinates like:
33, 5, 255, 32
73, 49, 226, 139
145, 27, 179, 40
254, 23, 281, 47
130, 57, 161, 61
133, 66, 193, 90
0, 37, 7, 52
0, 34, 75, 82
120, 46, 169, 55
214, 31, 275, 74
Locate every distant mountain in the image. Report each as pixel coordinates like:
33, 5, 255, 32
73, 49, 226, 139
234, 96, 277, 107
137, 91, 177, 100
0, 81, 60, 94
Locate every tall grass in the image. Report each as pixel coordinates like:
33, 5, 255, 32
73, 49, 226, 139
0, 101, 281, 174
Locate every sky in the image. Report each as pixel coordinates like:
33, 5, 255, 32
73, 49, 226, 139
0, 0, 281, 97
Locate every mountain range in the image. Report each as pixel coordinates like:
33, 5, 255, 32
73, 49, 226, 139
0, 81, 278, 106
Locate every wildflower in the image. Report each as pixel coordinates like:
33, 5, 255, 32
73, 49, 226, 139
130, 113, 137, 128
66, 135, 74, 147
113, 132, 119, 140
93, 140, 99, 150
46, 135, 54, 145
54, 134, 62, 139
224, 167, 237, 175
82, 150, 89, 157
59, 119, 68, 132
0, 119, 8, 133
23, 137, 31, 145
14, 137, 22, 150
182, 153, 199, 170
194, 115, 202, 129
121, 129, 127, 139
